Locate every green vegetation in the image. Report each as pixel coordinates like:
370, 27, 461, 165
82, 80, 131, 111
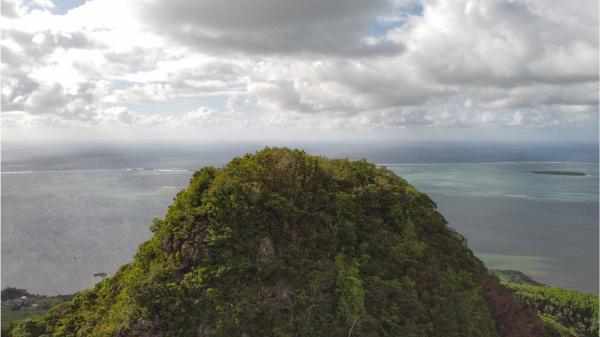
334, 254, 364, 335
1, 290, 72, 333
6, 148, 564, 336
489, 270, 599, 337
2, 288, 31, 301
504, 283, 598, 337
490, 269, 543, 285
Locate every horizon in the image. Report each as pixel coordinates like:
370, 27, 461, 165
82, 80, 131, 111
2, 140, 598, 173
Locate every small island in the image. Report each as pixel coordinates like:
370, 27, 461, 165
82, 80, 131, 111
530, 171, 586, 176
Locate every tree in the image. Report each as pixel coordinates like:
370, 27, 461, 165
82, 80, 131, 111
335, 254, 364, 336
2, 287, 30, 300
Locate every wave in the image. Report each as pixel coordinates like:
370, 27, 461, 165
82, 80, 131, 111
379, 161, 598, 166
153, 169, 193, 172
2, 168, 192, 174
3, 162, 596, 174
480, 161, 598, 165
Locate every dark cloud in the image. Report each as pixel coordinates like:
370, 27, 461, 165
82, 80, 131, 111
134, 0, 403, 56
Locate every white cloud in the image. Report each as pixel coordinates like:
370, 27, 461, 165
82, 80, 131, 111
227, 94, 254, 112
94, 106, 140, 126
104, 83, 174, 103
1, 0, 597, 137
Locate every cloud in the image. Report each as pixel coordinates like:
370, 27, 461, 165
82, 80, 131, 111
1, 66, 40, 111
104, 83, 174, 103
249, 81, 310, 112
134, 0, 403, 56
94, 106, 140, 125
227, 94, 254, 112
182, 107, 219, 125
1, 0, 19, 18
1, 0, 598, 136
103, 47, 163, 73
238, 0, 598, 127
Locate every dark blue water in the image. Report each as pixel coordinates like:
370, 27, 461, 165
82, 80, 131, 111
2, 141, 598, 294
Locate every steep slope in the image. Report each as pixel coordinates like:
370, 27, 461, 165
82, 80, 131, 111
10, 148, 551, 337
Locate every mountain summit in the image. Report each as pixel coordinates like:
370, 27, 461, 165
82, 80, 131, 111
10, 148, 554, 337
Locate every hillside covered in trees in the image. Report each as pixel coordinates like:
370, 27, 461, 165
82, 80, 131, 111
5, 148, 596, 336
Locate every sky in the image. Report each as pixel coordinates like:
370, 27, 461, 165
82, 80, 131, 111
1, 0, 598, 142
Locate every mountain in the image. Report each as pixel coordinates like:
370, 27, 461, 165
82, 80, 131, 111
8, 148, 569, 337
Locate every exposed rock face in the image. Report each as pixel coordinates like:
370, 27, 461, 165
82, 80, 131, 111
181, 233, 205, 270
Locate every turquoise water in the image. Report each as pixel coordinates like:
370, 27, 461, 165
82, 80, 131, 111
386, 162, 598, 203
387, 162, 598, 293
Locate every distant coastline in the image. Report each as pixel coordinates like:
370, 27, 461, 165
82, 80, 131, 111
530, 171, 587, 176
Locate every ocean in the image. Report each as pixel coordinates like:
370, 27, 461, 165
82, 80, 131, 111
2, 141, 598, 294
